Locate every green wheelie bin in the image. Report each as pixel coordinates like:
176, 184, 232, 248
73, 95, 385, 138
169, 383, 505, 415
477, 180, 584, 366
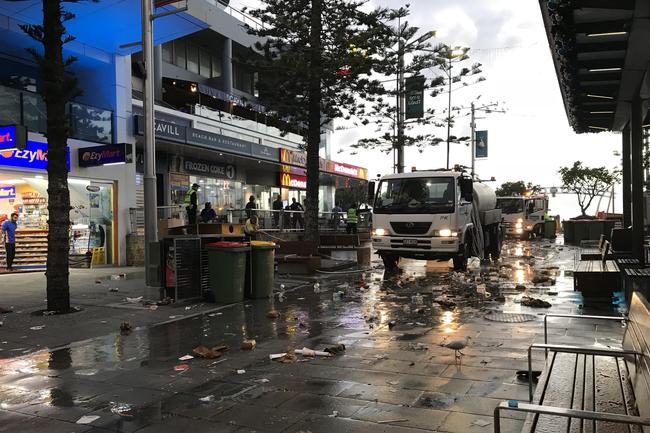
206, 241, 250, 303
247, 241, 276, 299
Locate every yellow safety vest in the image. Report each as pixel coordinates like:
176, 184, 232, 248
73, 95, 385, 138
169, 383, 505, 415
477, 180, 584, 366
183, 188, 194, 204
347, 208, 358, 224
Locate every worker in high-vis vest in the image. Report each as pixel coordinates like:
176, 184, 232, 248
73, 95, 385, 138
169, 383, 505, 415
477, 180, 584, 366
184, 183, 200, 225
346, 203, 358, 234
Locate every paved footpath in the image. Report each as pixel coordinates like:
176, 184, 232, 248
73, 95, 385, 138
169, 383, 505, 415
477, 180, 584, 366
0, 238, 626, 432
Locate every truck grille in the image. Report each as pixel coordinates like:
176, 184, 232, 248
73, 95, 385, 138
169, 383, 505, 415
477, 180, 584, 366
390, 222, 432, 235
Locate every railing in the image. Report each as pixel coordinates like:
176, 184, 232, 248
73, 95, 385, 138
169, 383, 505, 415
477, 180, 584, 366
221, 3, 265, 30
0, 85, 113, 144
129, 207, 372, 235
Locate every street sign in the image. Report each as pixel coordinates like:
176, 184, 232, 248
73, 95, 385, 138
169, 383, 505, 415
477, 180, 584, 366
475, 130, 488, 158
405, 76, 425, 119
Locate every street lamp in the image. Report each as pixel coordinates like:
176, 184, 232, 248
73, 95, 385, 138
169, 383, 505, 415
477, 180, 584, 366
443, 46, 468, 170
395, 29, 436, 173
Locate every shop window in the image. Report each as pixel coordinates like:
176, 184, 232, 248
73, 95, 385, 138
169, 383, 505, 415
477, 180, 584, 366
162, 42, 173, 64
187, 44, 199, 74
211, 55, 222, 78
234, 63, 255, 94
174, 40, 186, 69
199, 49, 211, 78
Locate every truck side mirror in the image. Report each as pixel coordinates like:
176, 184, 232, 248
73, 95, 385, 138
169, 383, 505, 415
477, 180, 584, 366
368, 181, 376, 204
460, 178, 473, 202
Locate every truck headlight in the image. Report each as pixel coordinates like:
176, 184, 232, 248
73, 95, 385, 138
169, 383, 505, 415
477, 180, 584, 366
526, 225, 533, 230
515, 222, 523, 229
439, 229, 452, 237
373, 228, 386, 236
517, 218, 523, 223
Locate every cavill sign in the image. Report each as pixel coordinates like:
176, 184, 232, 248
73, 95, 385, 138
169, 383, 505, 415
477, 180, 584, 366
279, 173, 307, 190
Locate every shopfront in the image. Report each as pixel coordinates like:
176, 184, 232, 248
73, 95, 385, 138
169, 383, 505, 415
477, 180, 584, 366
0, 136, 133, 269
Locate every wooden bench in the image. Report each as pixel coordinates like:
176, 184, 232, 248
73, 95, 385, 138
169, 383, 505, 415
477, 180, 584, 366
494, 291, 650, 433
275, 240, 320, 275
574, 240, 621, 296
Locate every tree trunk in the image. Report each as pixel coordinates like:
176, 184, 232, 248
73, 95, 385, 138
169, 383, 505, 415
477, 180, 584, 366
43, 0, 71, 313
304, 0, 322, 242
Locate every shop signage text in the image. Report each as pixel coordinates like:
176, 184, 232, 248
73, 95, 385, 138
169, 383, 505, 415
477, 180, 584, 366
279, 148, 307, 167
187, 129, 252, 155
78, 143, 132, 167
0, 185, 16, 199
251, 143, 279, 162
0, 125, 27, 151
134, 115, 187, 142
182, 158, 236, 179
325, 161, 368, 180
0, 141, 70, 171
279, 172, 307, 189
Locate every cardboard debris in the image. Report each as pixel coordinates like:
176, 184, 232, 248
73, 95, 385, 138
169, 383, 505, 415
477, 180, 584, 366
271, 353, 298, 363
236, 369, 246, 374
179, 354, 194, 361
76, 415, 101, 424
295, 347, 332, 357
193, 345, 229, 359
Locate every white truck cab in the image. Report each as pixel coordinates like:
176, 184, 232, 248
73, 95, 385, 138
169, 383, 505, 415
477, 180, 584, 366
496, 195, 549, 238
370, 170, 501, 271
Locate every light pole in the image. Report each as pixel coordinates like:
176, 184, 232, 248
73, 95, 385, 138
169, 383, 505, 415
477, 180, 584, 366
395, 29, 436, 173
443, 47, 468, 170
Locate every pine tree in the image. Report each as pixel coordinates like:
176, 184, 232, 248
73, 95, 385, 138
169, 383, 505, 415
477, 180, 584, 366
21, 0, 87, 313
245, 0, 390, 241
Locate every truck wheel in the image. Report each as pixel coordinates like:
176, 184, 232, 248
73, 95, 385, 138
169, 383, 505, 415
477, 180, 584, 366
489, 226, 502, 260
453, 238, 470, 271
381, 253, 399, 272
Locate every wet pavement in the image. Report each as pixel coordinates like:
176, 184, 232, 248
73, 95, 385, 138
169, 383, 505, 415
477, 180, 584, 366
0, 237, 627, 432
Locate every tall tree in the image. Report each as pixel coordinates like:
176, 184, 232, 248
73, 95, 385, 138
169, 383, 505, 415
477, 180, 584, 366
21, 0, 84, 313
559, 161, 619, 217
245, 0, 390, 241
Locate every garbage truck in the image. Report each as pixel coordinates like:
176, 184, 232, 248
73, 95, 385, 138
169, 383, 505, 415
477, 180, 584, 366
369, 169, 502, 271
496, 194, 549, 238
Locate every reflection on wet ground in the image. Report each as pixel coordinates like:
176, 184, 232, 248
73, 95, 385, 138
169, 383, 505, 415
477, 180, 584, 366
0, 238, 627, 432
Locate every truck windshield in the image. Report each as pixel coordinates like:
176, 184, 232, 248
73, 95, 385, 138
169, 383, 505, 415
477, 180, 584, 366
496, 198, 524, 214
374, 177, 454, 214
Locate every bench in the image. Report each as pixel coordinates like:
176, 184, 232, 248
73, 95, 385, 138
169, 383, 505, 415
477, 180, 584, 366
574, 240, 621, 296
275, 240, 321, 275
493, 292, 650, 433
624, 268, 650, 304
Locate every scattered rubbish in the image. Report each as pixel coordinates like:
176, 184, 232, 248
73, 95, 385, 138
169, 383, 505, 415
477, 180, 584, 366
515, 284, 527, 291
108, 287, 119, 293
174, 364, 190, 372
110, 274, 126, 280
271, 353, 298, 363
178, 354, 194, 361
332, 291, 344, 301
433, 296, 456, 310
521, 296, 552, 308
157, 297, 173, 306
411, 294, 424, 305
471, 419, 491, 427
193, 345, 229, 359
76, 415, 101, 424
198, 395, 215, 403
388, 320, 396, 329
95, 280, 102, 284
29, 325, 45, 330
148, 305, 158, 311
378, 419, 408, 424
328, 411, 339, 417
125, 296, 143, 303
295, 347, 332, 357
386, 380, 399, 386
42, 310, 56, 316
236, 369, 246, 374
241, 339, 257, 350
324, 344, 346, 355
266, 310, 280, 319
547, 291, 558, 296
297, 297, 305, 300
75, 369, 98, 376
313, 282, 321, 293
408, 343, 428, 351
109, 402, 135, 417
120, 322, 133, 334
269, 353, 287, 360
255, 378, 270, 384
516, 370, 542, 381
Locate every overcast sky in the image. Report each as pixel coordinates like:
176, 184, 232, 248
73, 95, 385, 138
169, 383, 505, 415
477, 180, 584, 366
232, 0, 622, 217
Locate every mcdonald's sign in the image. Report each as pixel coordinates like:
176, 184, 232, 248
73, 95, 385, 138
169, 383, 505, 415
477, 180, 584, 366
279, 172, 307, 189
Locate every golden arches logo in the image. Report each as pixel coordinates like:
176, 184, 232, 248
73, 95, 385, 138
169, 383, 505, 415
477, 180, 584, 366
280, 173, 291, 187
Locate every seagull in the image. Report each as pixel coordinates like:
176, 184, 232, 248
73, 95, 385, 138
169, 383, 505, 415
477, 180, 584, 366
443, 336, 472, 363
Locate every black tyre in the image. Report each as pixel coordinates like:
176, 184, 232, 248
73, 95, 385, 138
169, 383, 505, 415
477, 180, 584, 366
489, 226, 502, 259
453, 237, 470, 271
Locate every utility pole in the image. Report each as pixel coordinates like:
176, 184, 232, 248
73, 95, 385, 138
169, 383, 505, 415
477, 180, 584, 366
396, 38, 405, 173
470, 101, 475, 179
446, 56, 452, 170
142, 0, 158, 288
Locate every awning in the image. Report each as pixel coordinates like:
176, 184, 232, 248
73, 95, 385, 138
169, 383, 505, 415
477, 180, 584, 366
0, 0, 208, 57
538, 0, 650, 132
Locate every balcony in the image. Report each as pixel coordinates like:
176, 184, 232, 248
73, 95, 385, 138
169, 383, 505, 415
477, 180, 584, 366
0, 85, 113, 144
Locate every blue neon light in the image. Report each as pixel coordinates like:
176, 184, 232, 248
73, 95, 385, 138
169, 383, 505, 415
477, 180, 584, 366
0, 141, 70, 171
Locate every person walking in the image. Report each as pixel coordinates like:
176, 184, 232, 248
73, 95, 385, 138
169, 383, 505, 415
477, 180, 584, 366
272, 194, 283, 228
290, 197, 304, 229
331, 203, 343, 231
2, 212, 18, 271
346, 203, 358, 234
184, 183, 199, 225
245, 195, 257, 219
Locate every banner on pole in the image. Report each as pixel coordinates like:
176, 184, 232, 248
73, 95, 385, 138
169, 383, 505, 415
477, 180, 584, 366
475, 130, 488, 158
405, 75, 425, 119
